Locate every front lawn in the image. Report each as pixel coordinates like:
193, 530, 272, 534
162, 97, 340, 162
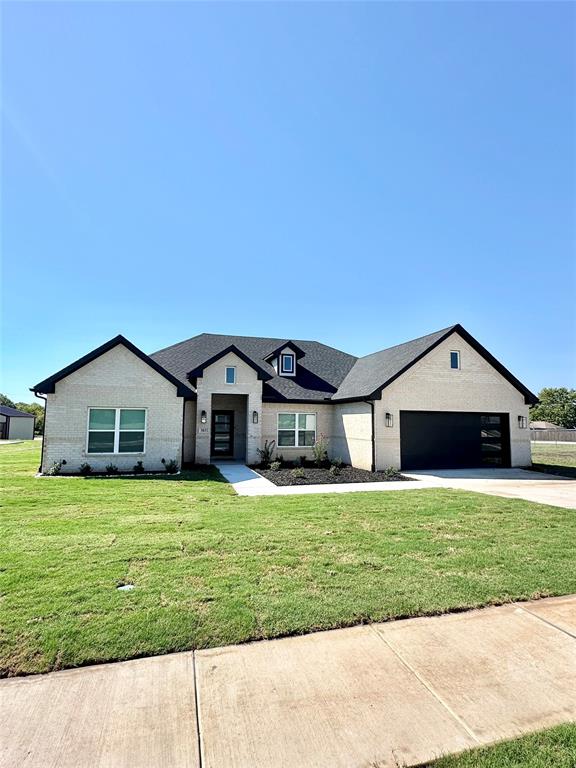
531, 442, 576, 479
1, 441, 575, 676
426, 723, 576, 767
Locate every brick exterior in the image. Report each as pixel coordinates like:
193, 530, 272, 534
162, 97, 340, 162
194, 352, 262, 464
261, 402, 334, 461
42, 345, 184, 473
373, 333, 531, 469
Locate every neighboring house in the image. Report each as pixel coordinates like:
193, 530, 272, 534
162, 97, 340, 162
529, 421, 561, 430
31, 324, 537, 474
0, 405, 35, 440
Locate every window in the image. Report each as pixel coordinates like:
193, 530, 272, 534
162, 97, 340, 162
225, 366, 236, 384
277, 413, 316, 447
450, 351, 460, 369
87, 408, 146, 453
280, 353, 295, 376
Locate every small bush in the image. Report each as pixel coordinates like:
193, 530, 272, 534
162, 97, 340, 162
331, 456, 343, 469
328, 464, 341, 477
79, 462, 92, 476
291, 467, 305, 479
133, 461, 145, 474
105, 463, 119, 475
381, 466, 401, 480
162, 458, 179, 474
269, 460, 281, 472
276, 454, 284, 463
312, 434, 329, 467
45, 459, 66, 476
257, 439, 276, 465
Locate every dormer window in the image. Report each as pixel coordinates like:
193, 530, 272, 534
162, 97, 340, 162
280, 353, 295, 376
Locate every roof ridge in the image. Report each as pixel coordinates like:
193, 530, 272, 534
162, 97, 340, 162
358, 325, 458, 360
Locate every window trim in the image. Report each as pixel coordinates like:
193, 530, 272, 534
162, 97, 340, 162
225, 366, 236, 385
86, 407, 147, 455
277, 412, 317, 448
279, 353, 296, 376
450, 350, 460, 370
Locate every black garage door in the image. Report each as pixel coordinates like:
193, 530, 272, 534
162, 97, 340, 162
400, 411, 510, 470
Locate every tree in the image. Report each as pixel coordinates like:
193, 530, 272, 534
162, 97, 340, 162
14, 402, 45, 434
530, 388, 576, 429
0, 393, 16, 408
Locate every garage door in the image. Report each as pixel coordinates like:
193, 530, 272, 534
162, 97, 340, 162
400, 411, 510, 470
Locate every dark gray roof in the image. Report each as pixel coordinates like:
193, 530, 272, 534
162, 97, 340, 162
0, 405, 35, 418
150, 324, 538, 405
150, 334, 358, 402
332, 326, 457, 401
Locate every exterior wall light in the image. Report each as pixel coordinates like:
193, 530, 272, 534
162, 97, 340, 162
252, 410, 259, 424
201, 410, 207, 424
518, 415, 527, 429
385, 412, 393, 428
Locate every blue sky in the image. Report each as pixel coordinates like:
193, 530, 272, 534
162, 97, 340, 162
2, 1, 574, 403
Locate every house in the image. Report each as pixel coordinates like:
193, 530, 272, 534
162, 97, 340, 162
31, 324, 537, 474
529, 421, 561, 430
0, 405, 36, 440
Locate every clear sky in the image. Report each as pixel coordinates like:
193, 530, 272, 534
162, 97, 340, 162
2, 1, 574, 403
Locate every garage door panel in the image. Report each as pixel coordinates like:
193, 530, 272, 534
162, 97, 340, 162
400, 412, 510, 470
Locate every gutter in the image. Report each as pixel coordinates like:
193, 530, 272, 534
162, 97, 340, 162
32, 390, 47, 473
364, 399, 375, 472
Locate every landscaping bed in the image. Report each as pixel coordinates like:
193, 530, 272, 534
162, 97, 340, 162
252, 463, 410, 485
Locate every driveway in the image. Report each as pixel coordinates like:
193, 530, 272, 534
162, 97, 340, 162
2, 595, 576, 768
405, 467, 576, 509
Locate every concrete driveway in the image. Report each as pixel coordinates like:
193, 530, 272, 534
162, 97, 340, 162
405, 467, 576, 509
2, 595, 576, 768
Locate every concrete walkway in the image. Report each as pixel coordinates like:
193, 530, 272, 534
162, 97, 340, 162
214, 462, 576, 508
2, 595, 576, 768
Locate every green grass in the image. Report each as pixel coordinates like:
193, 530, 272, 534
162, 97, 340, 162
531, 442, 576, 479
1, 442, 576, 677
426, 724, 576, 767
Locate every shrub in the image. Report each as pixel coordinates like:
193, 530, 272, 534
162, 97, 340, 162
291, 467, 305, 479
45, 459, 66, 476
105, 463, 119, 475
133, 461, 145, 474
331, 456, 343, 469
257, 439, 276, 465
276, 454, 284, 464
381, 466, 401, 480
328, 464, 341, 477
312, 434, 329, 467
269, 460, 281, 472
161, 458, 179, 474
79, 463, 92, 476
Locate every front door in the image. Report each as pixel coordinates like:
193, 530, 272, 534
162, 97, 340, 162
211, 411, 234, 457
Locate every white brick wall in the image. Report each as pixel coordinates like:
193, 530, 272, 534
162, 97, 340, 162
42, 344, 184, 473
194, 352, 262, 464
373, 333, 531, 469
332, 401, 373, 470
261, 402, 334, 461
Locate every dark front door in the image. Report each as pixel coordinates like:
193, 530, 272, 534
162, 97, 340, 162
211, 411, 234, 457
400, 411, 511, 470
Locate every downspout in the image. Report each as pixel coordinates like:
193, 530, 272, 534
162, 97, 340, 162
33, 390, 47, 473
364, 399, 375, 472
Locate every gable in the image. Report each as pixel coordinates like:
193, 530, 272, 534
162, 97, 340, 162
32, 336, 195, 398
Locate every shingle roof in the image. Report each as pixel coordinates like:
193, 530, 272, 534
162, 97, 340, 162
332, 326, 457, 401
150, 334, 358, 402
151, 325, 538, 405
0, 405, 35, 418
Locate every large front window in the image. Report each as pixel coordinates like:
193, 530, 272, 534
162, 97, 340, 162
277, 412, 316, 447
87, 408, 146, 453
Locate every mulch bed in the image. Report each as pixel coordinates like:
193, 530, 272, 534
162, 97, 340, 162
252, 465, 411, 486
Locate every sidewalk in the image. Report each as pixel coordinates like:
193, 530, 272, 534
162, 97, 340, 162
2, 595, 575, 768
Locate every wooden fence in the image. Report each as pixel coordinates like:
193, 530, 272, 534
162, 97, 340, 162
530, 429, 576, 443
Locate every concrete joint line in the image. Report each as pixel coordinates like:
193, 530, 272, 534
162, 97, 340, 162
369, 624, 482, 745
515, 605, 576, 640
192, 651, 204, 768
